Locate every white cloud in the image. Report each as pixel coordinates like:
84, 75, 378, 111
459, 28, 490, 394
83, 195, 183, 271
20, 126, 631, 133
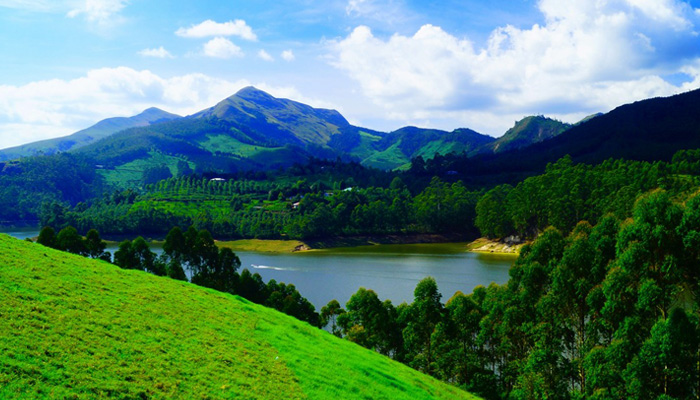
281, 50, 295, 61
67, 0, 128, 26
176, 19, 257, 41
203, 37, 243, 59
258, 49, 274, 61
0, 0, 53, 11
346, 0, 369, 14
138, 46, 174, 59
0, 67, 252, 149
330, 0, 700, 135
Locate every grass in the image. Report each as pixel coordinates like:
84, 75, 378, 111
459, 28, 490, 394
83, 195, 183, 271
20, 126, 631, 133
0, 234, 476, 399
217, 239, 306, 253
199, 134, 268, 158
361, 141, 409, 170
99, 151, 192, 188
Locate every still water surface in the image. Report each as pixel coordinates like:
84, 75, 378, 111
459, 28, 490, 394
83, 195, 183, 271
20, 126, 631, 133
2, 227, 514, 309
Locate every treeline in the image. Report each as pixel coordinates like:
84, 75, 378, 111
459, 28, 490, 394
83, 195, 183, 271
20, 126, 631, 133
44, 175, 482, 240
0, 153, 103, 221
475, 151, 700, 239
35, 225, 318, 326
327, 190, 700, 399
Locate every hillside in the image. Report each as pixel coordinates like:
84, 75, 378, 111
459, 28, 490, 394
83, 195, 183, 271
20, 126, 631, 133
477, 88, 700, 174
194, 86, 351, 146
0, 108, 180, 162
481, 115, 571, 154
0, 234, 474, 399
69, 87, 500, 181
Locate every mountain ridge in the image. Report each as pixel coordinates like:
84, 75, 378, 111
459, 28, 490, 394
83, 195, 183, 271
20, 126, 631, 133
0, 107, 181, 161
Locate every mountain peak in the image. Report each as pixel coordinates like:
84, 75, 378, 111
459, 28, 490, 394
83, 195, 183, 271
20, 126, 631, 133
233, 86, 274, 100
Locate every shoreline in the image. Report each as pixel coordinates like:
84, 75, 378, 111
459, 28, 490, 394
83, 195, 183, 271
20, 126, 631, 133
218, 233, 476, 254
7, 225, 521, 256
467, 237, 525, 256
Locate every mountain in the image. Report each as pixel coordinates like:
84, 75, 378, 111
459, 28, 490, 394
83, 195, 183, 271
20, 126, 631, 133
508, 88, 700, 165
0, 107, 180, 162
364, 127, 495, 170
444, 87, 700, 184
0, 234, 474, 399
70, 87, 497, 185
193, 86, 350, 146
481, 115, 571, 154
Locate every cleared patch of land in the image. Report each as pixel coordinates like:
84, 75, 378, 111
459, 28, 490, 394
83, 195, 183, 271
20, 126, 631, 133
467, 237, 525, 255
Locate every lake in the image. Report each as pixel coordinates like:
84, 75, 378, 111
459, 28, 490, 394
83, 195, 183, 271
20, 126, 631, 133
1, 226, 514, 309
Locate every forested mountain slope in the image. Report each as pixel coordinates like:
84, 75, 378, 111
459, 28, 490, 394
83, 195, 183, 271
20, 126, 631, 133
437, 88, 700, 182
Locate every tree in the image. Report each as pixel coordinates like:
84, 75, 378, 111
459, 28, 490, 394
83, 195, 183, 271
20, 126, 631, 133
338, 288, 399, 356
176, 160, 193, 177
142, 164, 172, 186
55, 226, 86, 256
84, 229, 107, 259
624, 308, 698, 399
403, 277, 444, 375
321, 299, 346, 337
132, 236, 160, 275
475, 184, 513, 238
163, 226, 186, 261
37, 226, 57, 249
114, 240, 139, 270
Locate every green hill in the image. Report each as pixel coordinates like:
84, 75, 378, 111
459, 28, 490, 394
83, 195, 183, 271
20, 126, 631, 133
481, 115, 571, 154
0, 234, 474, 399
193, 86, 351, 146
69, 87, 499, 179
0, 108, 180, 162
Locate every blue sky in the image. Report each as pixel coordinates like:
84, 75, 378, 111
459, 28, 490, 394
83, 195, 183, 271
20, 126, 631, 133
1, 0, 700, 149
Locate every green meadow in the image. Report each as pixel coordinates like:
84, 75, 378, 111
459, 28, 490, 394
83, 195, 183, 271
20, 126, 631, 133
0, 234, 475, 399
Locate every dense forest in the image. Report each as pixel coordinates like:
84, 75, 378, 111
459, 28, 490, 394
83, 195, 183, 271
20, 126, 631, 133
0, 153, 103, 222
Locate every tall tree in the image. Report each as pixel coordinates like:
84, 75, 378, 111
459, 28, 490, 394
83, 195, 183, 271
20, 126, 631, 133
403, 277, 444, 375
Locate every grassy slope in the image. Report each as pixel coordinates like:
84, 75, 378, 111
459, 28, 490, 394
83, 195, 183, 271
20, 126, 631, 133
0, 235, 475, 399
99, 151, 192, 188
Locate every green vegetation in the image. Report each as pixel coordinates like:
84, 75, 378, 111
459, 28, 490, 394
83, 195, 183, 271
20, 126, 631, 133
46, 159, 482, 240
327, 184, 700, 399
0, 234, 473, 399
474, 151, 700, 240
483, 115, 570, 154
98, 151, 190, 188
218, 238, 306, 253
0, 153, 103, 222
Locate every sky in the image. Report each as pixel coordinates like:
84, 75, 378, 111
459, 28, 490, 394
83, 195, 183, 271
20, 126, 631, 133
1, 0, 700, 149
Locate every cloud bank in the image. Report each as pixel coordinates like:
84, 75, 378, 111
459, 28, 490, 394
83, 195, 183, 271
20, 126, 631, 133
330, 0, 700, 133
0, 68, 248, 148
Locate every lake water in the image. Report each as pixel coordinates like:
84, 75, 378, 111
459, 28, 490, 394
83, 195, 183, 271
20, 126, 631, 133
1, 226, 514, 309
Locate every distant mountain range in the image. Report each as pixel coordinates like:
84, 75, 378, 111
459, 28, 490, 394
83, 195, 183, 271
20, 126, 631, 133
0, 87, 575, 174
452, 87, 700, 182
3, 85, 700, 184
0, 108, 180, 161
